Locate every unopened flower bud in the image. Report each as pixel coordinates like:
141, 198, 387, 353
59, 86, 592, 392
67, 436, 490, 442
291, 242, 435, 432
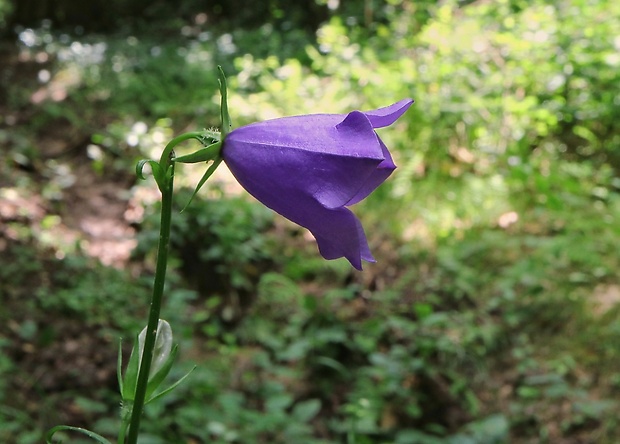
138, 319, 173, 378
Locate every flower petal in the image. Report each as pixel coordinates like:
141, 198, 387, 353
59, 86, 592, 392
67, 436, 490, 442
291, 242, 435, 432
313, 207, 375, 270
346, 139, 396, 206
223, 145, 376, 269
224, 111, 385, 210
363, 99, 414, 129
315, 110, 385, 208
227, 113, 384, 158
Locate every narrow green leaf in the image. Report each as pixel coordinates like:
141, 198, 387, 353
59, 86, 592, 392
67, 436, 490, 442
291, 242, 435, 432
46, 425, 111, 444
218, 66, 232, 137
122, 333, 141, 402
135, 159, 150, 180
135, 159, 161, 180
174, 141, 222, 164
181, 158, 223, 212
145, 345, 178, 400
315, 356, 349, 376
146, 366, 197, 405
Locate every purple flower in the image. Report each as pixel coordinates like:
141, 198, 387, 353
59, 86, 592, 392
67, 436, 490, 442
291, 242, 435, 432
222, 99, 413, 270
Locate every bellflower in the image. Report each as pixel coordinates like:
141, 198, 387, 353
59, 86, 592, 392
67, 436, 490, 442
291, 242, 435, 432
222, 99, 413, 270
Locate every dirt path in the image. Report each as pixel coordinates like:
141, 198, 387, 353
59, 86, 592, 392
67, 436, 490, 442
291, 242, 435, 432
1, 40, 138, 267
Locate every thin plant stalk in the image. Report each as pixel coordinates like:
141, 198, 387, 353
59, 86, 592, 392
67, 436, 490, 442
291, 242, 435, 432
125, 152, 176, 444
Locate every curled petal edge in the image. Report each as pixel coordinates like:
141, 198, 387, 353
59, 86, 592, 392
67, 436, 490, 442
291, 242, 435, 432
363, 98, 414, 129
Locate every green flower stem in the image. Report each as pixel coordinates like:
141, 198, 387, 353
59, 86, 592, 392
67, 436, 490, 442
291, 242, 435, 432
126, 159, 174, 444
125, 130, 207, 443
159, 131, 205, 169
124, 63, 227, 437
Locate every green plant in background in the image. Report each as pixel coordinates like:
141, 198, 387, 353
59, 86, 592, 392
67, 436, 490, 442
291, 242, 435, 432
136, 192, 276, 311
229, 0, 620, 240
0, 0, 11, 29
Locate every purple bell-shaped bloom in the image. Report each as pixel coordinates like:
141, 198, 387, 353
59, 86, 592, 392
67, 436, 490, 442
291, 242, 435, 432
222, 99, 414, 270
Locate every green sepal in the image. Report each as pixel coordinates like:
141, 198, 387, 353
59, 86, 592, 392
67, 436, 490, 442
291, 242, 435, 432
174, 141, 222, 164
181, 158, 223, 212
146, 365, 197, 405
46, 425, 111, 444
121, 332, 141, 402
145, 344, 178, 400
218, 66, 232, 137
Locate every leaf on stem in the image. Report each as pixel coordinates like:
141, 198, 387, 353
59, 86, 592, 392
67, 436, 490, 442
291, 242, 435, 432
121, 332, 141, 402
46, 425, 111, 444
180, 158, 223, 212
145, 345, 178, 400
146, 365, 197, 405
218, 66, 232, 137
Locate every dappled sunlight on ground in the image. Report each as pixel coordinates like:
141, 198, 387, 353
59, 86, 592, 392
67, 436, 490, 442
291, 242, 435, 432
59, 159, 137, 267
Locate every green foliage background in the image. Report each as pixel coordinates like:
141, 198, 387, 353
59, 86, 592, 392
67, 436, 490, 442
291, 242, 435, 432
1, 0, 620, 443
